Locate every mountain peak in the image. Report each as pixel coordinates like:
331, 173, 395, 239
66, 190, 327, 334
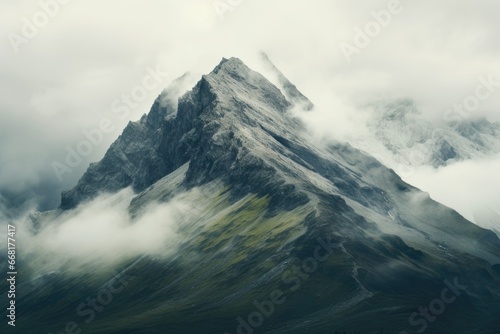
209, 57, 259, 85
378, 98, 420, 121
207, 55, 313, 111
212, 57, 247, 74
60, 57, 305, 209
200, 57, 294, 116
259, 52, 314, 110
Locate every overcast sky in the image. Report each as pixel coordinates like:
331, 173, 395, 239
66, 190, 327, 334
1, 0, 499, 216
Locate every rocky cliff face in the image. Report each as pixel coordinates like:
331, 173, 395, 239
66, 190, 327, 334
61, 58, 301, 209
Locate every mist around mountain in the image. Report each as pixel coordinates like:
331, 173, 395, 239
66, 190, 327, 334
346, 99, 500, 236
4, 58, 500, 334
352, 99, 500, 169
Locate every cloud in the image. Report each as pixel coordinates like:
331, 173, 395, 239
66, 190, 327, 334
0, 0, 499, 217
10, 188, 198, 275
404, 155, 500, 231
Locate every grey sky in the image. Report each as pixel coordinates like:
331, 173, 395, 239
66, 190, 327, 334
1, 0, 499, 214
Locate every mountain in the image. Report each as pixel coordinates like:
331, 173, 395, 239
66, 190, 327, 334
13, 58, 500, 334
352, 99, 500, 169
349, 99, 500, 237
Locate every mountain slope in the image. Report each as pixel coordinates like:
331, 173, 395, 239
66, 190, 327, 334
15, 58, 500, 334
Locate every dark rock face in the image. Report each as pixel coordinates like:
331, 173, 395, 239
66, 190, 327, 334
436, 138, 458, 162
61, 58, 303, 210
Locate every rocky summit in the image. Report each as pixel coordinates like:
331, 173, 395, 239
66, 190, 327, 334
19, 58, 500, 334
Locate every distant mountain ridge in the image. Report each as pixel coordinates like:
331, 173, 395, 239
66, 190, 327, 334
352, 99, 500, 169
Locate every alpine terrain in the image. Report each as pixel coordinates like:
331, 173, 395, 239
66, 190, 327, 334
10, 57, 500, 334
350, 99, 500, 236
352, 99, 500, 169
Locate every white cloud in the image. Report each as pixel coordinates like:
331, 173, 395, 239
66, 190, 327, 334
0, 0, 499, 216
12, 188, 197, 274
405, 155, 500, 230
